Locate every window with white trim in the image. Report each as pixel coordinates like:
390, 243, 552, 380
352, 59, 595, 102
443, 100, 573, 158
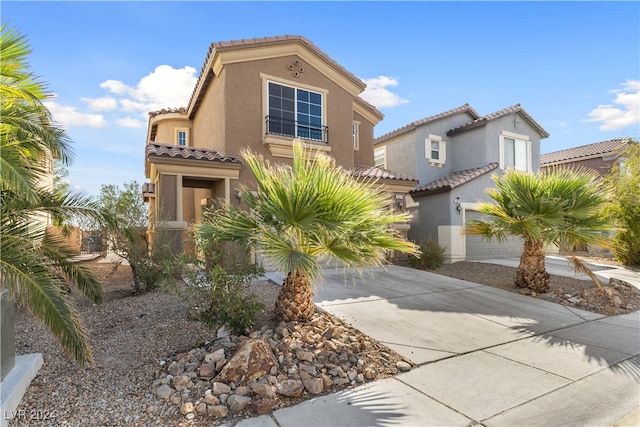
425, 134, 446, 167
267, 81, 324, 142
176, 129, 188, 147
374, 147, 386, 168
352, 121, 360, 150
499, 131, 531, 172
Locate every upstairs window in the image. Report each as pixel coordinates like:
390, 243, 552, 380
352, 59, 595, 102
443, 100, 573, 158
267, 81, 326, 142
352, 121, 360, 150
500, 131, 531, 172
374, 147, 386, 168
425, 134, 446, 167
176, 129, 188, 146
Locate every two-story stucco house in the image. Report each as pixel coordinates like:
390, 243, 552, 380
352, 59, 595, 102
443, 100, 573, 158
375, 103, 549, 263
143, 35, 417, 258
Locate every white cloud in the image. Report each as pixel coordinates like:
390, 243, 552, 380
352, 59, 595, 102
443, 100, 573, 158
359, 76, 409, 108
585, 80, 640, 130
44, 100, 107, 128
116, 117, 146, 128
97, 65, 197, 116
82, 96, 118, 112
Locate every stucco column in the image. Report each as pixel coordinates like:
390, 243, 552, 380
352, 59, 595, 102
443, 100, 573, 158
176, 174, 183, 222
224, 178, 231, 207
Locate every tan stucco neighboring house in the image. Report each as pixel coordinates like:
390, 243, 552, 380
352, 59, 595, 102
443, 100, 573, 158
143, 35, 417, 258
540, 137, 633, 176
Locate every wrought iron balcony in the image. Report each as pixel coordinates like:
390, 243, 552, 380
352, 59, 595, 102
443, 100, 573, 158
265, 116, 329, 144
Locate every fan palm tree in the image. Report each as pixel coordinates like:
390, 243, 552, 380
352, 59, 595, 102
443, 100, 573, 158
197, 140, 419, 322
466, 167, 611, 293
1, 24, 103, 365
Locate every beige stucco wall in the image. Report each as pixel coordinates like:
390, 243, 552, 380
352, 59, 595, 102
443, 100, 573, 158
152, 117, 191, 145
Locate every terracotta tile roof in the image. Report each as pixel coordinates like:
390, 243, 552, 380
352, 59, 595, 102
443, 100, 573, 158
142, 182, 155, 194
148, 107, 188, 118
375, 104, 481, 144
410, 163, 498, 196
146, 142, 242, 165
187, 35, 368, 117
352, 165, 418, 183
447, 104, 550, 138
540, 138, 632, 166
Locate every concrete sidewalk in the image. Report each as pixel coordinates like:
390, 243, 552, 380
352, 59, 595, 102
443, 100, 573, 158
243, 265, 639, 427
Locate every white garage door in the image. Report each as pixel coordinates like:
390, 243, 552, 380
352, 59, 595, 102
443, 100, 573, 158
465, 210, 523, 260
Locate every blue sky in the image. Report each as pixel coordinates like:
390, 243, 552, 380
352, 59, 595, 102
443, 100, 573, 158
3, 1, 639, 197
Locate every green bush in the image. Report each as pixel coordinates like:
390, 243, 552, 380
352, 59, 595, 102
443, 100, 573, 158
174, 240, 265, 335
409, 238, 446, 270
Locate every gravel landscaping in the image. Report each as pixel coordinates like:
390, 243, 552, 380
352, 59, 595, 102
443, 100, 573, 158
9, 256, 639, 426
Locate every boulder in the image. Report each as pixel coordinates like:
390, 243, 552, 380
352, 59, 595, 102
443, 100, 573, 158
215, 337, 278, 386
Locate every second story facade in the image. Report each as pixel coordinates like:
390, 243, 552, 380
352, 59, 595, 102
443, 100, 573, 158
144, 36, 417, 255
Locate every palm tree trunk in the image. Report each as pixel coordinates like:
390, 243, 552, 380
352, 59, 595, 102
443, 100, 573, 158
275, 270, 315, 322
515, 238, 550, 292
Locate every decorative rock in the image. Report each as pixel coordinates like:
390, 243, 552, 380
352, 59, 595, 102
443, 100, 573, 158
199, 363, 216, 378
215, 337, 278, 386
155, 384, 175, 400
275, 379, 304, 397
252, 398, 280, 414
195, 402, 207, 414
302, 378, 324, 395
205, 348, 226, 364
185, 412, 196, 421
167, 361, 184, 376
207, 405, 229, 418
212, 382, 231, 395
296, 350, 314, 362
180, 402, 194, 415
172, 375, 191, 391
396, 361, 412, 372
227, 394, 252, 411
235, 385, 251, 396
251, 383, 276, 399
204, 394, 220, 406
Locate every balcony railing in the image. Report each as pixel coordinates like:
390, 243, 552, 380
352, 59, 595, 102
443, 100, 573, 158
265, 116, 329, 144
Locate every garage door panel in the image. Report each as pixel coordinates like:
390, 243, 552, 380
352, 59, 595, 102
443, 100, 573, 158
465, 211, 523, 260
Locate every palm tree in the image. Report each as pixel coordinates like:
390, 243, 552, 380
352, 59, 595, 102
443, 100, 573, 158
1, 24, 103, 365
197, 140, 419, 322
466, 167, 611, 293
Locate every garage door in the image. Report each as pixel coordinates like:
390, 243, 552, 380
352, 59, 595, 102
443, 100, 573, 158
465, 210, 523, 260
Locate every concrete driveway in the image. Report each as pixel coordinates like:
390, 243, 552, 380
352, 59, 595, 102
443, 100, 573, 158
254, 265, 640, 427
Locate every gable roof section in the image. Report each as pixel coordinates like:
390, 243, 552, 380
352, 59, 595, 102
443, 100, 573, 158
375, 104, 481, 144
540, 138, 631, 166
410, 163, 499, 196
187, 35, 374, 119
146, 142, 242, 165
352, 164, 418, 183
447, 104, 550, 138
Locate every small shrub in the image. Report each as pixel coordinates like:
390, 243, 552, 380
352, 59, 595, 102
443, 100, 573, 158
171, 238, 266, 335
409, 238, 446, 270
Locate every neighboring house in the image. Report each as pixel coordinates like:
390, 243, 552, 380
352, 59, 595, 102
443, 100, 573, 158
540, 137, 632, 176
143, 35, 417, 260
375, 103, 549, 263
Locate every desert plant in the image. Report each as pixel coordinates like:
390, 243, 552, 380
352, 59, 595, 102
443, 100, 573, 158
601, 140, 640, 265
466, 167, 611, 293
1, 24, 103, 365
197, 140, 419, 322
409, 238, 446, 270
174, 242, 265, 335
